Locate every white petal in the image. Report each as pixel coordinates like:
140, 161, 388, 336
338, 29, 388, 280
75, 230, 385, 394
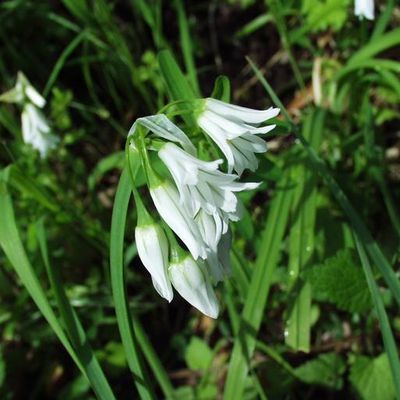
150, 182, 207, 259
354, 0, 374, 20
25, 85, 46, 108
129, 114, 197, 156
195, 210, 222, 251
21, 104, 58, 158
206, 98, 280, 125
169, 257, 219, 318
135, 225, 173, 302
202, 110, 249, 137
197, 114, 235, 173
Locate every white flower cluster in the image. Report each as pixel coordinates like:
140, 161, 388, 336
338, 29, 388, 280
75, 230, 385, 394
0, 72, 58, 157
130, 98, 279, 318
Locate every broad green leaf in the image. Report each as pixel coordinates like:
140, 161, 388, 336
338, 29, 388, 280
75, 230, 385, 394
295, 353, 346, 390
305, 249, 372, 313
350, 354, 396, 400
185, 337, 213, 372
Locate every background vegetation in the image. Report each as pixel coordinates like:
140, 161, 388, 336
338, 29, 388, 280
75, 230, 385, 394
0, 0, 399, 399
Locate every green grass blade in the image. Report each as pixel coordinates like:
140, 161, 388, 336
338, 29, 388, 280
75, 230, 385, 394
285, 110, 324, 351
211, 75, 231, 102
173, 0, 200, 96
0, 177, 80, 371
371, 0, 395, 40
158, 49, 196, 101
110, 167, 154, 400
131, 317, 175, 399
61, 0, 91, 22
248, 58, 400, 309
158, 49, 196, 128
10, 167, 59, 212
36, 220, 116, 400
265, 0, 305, 89
224, 168, 294, 399
334, 59, 400, 81
349, 28, 400, 65
353, 235, 400, 399
44, 31, 87, 97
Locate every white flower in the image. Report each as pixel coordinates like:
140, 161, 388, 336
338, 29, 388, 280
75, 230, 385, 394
128, 114, 196, 156
0, 72, 46, 107
354, 0, 374, 20
158, 142, 259, 221
135, 224, 173, 302
169, 256, 219, 318
149, 180, 207, 260
21, 103, 58, 158
0, 72, 58, 158
197, 98, 279, 175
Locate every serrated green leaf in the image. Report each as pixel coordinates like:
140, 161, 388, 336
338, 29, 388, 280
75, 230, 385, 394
305, 249, 372, 313
302, 0, 350, 32
184, 337, 213, 371
350, 354, 396, 400
295, 352, 346, 390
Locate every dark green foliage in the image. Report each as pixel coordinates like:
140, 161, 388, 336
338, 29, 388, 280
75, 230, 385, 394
305, 249, 372, 313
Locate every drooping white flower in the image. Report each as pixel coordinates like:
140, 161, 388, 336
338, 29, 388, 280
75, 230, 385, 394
21, 103, 58, 158
128, 114, 196, 155
197, 98, 279, 175
158, 142, 260, 221
135, 224, 173, 302
354, 0, 374, 20
0, 72, 46, 107
169, 255, 219, 318
149, 180, 207, 260
0, 72, 58, 158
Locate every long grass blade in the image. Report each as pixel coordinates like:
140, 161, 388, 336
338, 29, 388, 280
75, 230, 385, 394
224, 168, 294, 399
285, 110, 324, 351
36, 220, 116, 400
353, 235, 400, 399
0, 176, 81, 375
110, 167, 154, 399
173, 0, 200, 96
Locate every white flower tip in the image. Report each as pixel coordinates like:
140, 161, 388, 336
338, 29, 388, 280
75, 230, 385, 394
355, 0, 374, 20
169, 257, 219, 318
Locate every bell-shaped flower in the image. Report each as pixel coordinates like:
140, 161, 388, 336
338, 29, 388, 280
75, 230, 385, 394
149, 180, 207, 260
158, 142, 260, 222
135, 223, 173, 302
0, 72, 58, 158
169, 255, 219, 318
21, 103, 58, 158
128, 114, 196, 155
197, 98, 279, 175
354, 0, 374, 20
0, 72, 46, 107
